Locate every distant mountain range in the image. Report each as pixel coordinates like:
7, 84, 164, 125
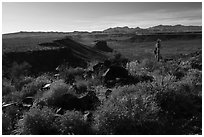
102, 25, 202, 34
3, 25, 202, 37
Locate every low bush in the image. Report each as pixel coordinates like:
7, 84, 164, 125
155, 80, 202, 134
156, 89, 201, 119
3, 75, 51, 103
2, 113, 13, 135
182, 69, 202, 86
15, 107, 58, 135
59, 67, 85, 84
56, 110, 93, 135
93, 85, 161, 135
109, 52, 129, 67
2, 104, 25, 135
140, 58, 160, 72
2, 78, 16, 96
15, 76, 34, 91
19, 75, 51, 99
42, 80, 72, 107
9, 62, 31, 84
74, 80, 90, 94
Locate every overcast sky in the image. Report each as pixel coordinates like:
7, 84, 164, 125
2, 2, 202, 33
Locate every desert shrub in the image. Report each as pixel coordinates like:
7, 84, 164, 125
2, 104, 25, 134
74, 80, 90, 94
88, 74, 103, 86
42, 80, 71, 106
3, 91, 22, 103
156, 88, 201, 119
137, 59, 182, 77
126, 60, 140, 75
172, 70, 185, 80
139, 58, 160, 72
112, 83, 159, 101
56, 110, 93, 135
15, 76, 34, 91
109, 52, 129, 67
155, 81, 202, 134
2, 113, 13, 135
152, 74, 176, 89
60, 67, 85, 84
94, 79, 202, 135
3, 75, 51, 103
162, 61, 180, 74
20, 84, 40, 99
15, 107, 58, 135
35, 75, 52, 86
136, 74, 154, 83
190, 55, 202, 70
93, 85, 161, 135
9, 62, 31, 83
2, 78, 16, 96
110, 84, 145, 98
182, 69, 202, 86
166, 69, 202, 96
19, 75, 51, 99
127, 58, 165, 76
184, 69, 202, 96
154, 70, 202, 118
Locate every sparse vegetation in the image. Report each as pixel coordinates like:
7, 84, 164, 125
15, 107, 58, 135
56, 110, 93, 135
93, 84, 161, 135
2, 31, 202, 135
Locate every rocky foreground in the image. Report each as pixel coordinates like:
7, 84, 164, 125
2, 49, 202, 135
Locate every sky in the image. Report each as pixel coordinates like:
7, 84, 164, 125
2, 2, 202, 33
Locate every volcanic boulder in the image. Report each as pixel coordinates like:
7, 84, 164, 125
103, 66, 129, 80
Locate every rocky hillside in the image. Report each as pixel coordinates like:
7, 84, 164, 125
3, 37, 107, 74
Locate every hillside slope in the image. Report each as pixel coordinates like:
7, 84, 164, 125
3, 37, 107, 74
39, 37, 107, 60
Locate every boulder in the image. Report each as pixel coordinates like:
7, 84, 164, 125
55, 93, 82, 111
103, 66, 129, 82
79, 91, 100, 111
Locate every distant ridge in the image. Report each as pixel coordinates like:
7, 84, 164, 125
103, 25, 202, 34
147, 25, 202, 32
3, 24, 202, 36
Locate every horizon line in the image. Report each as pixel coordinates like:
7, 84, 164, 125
2, 24, 202, 35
